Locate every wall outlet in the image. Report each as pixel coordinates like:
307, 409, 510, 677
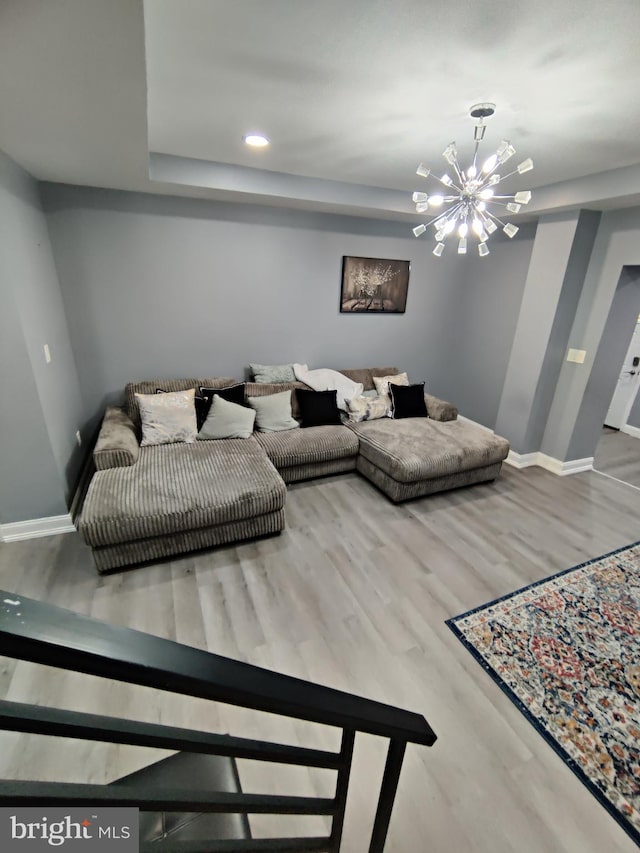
75, 430, 82, 447
567, 348, 586, 364
43, 343, 51, 363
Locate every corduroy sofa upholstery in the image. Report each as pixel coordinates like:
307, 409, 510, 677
77, 368, 509, 572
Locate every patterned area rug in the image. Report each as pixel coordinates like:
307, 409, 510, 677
447, 542, 640, 846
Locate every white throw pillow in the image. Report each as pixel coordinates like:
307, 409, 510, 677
135, 389, 197, 446
293, 364, 364, 411
372, 372, 410, 396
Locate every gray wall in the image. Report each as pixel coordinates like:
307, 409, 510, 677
541, 205, 640, 460
0, 150, 84, 522
42, 184, 495, 431
433, 225, 535, 429
569, 266, 640, 456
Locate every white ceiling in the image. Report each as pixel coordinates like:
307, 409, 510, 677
2, 0, 640, 220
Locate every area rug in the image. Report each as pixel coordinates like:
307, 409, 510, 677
446, 541, 640, 846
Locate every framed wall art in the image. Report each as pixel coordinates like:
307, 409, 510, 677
340, 256, 410, 313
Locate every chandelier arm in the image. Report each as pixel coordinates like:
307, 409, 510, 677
451, 159, 465, 185
483, 208, 507, 227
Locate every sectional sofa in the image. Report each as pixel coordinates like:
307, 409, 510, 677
78, 368, 510, 572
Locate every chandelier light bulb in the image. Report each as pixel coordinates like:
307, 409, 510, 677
482, 153, 498, 173
411, 103, 532, 256
443, 143, 457, 165
517, 158, 534, 174
497, 141, 516, 164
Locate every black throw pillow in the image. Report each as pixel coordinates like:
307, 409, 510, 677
198, 383, 247, 426
296, 389, 342, 427
390, 382, 428, 419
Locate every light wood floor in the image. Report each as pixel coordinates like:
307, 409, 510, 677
1, 464, 639, 852
594, 427, 640, 489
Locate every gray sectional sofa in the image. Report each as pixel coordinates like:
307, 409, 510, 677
78, 368, 510, 572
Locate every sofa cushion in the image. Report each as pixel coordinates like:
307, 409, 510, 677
339, 367, 398, 392
254, 424, 359, 469
79, 438, 286, 548
296, 389, 342, 427
244, 381, 310, 419
349, 418, 510, 483
250, 363, 298, 384
389, 383, 428, 419
198, 395, 256, 440
136, 389, 198, 446
373, 372, 409, 396
126, 378, 237, 428
345, 394, 390, 422
248, 390, 299, 432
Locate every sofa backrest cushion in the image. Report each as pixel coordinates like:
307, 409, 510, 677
125, 377, 237, 429
244, 380, 311, 420
338, 367, 398, 391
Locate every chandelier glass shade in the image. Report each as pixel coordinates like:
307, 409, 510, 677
412, 104, 533, 257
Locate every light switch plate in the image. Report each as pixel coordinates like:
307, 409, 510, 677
567, 348, 586, 364
43, 344, 51, 363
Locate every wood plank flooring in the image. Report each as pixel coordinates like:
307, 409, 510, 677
1, 464, 639, 851
594, 426, 640, 489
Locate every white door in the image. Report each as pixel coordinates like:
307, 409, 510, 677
605, 318, 640, 429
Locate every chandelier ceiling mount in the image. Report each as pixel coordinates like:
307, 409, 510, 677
412, 103, 533, 257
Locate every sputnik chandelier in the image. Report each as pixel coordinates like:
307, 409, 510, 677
412, 103, 533, 257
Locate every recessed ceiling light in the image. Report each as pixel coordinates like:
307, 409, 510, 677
243, 133, 269, 148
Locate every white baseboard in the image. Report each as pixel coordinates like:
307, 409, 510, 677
505, 450, 538, 469
0, 514, 76, 543
622, 424, 640, 439
505, 451, 593, 476
537, 454, 594, 476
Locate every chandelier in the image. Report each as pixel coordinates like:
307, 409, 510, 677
411, 103, 533, 257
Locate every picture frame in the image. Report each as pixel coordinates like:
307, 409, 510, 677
340, 256, 410, 313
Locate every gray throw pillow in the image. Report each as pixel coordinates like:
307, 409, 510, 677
247, 390, 300, 432
135, 389, 197, 446
250, 362, 297, 384
198, 394, 256, 440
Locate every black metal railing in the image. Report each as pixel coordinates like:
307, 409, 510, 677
0, 589, 436, 852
